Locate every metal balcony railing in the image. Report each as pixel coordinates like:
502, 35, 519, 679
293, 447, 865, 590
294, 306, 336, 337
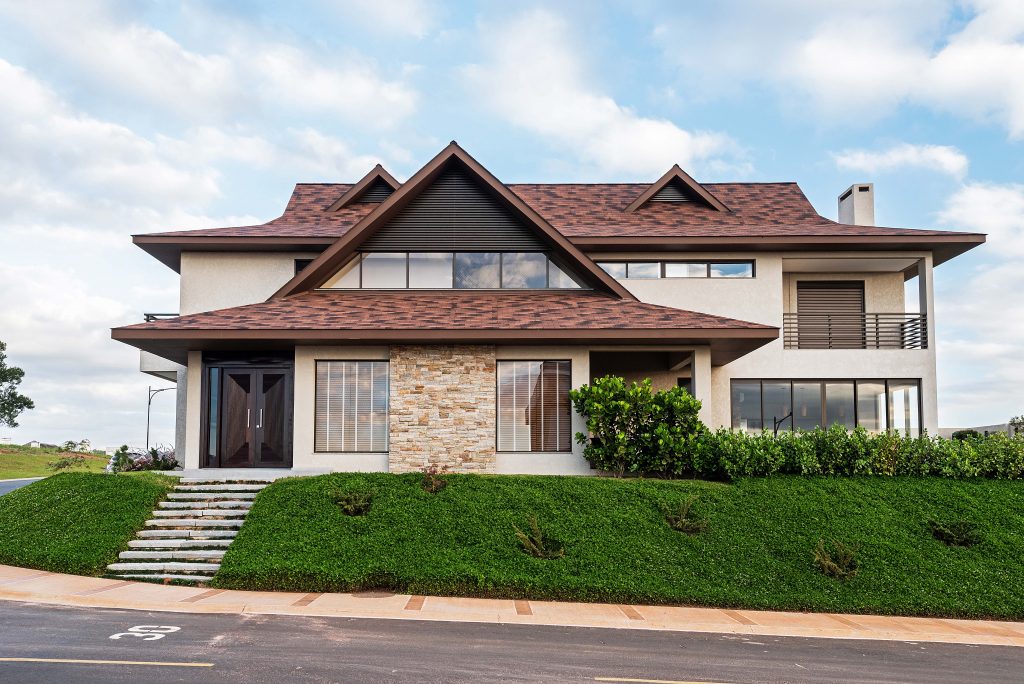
143, 313, 179, 322
783, 313, 928, 350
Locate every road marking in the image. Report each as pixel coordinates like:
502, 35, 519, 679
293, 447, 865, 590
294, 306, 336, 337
110, 625, 181, 640
0, 657, 212, 668
594, 678, 734, 684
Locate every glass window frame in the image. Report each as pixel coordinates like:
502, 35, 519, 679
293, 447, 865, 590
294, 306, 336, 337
595, 260, 756, 279
314, 360, 390, 453
496, 359, 573, 453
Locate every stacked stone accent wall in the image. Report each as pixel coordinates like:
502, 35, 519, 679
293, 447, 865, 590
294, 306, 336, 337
388, 345, 497, 473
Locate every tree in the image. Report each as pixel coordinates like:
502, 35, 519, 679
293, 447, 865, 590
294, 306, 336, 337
1010, 415, 1024, 437
0, 341, 34, 428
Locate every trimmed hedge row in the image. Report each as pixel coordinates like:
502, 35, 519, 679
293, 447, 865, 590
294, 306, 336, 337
669, 426, 1024, 481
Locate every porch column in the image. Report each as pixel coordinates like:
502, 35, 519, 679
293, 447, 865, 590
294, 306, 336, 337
692, 347, 713, 426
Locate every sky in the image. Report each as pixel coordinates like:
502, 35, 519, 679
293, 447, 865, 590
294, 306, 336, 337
0, 0, 1022, 448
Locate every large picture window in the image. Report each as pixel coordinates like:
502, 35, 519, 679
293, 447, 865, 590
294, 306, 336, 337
730, 379, 921, 436
315, 361, 389, 452
497, 361, 572, 452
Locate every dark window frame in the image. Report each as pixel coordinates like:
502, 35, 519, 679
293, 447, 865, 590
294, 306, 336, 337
495, 359, 573, 453
313, 359, 391, 454
597, 259, 757, 279
729, 378, 922, 435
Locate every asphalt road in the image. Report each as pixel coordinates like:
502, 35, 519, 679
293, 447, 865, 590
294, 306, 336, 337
0, 600, 1021, 683
0, 478, 41, 497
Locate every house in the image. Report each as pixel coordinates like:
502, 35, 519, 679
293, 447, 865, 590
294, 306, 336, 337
112, 142, 984, 475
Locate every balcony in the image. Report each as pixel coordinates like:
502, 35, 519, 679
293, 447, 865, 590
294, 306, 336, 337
144, 312, 179, 322
783, 313, 928, 350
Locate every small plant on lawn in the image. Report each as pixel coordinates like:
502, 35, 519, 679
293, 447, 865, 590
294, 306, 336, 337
929, 519, 982, 548
662, 495, 707, 535
421, 463, 449, 493
48, 453, 87, 471
513, 516, 564, 560
814, 539, 860, 581
332, 490, 373, 516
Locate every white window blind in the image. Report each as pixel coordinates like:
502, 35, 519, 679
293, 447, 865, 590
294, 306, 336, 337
315, 361, 389, 452
497, 361, 572, 452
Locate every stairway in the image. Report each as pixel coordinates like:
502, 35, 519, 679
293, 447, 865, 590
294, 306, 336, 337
106, 478, 271, 584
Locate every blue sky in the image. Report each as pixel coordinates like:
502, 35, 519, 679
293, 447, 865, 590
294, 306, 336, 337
0, 0, 1022, 447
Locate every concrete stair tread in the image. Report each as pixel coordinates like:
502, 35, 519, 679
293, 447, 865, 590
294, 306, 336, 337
150, 509, 248, 518
167, 492, 258, 500
174, 484, 267, 492
107, 561, 221, 572
128, 539, 233, 549
179, 478, 274, 485
145, 519, 243, 528
110, 574, 214, 583
119, 550, 225, 561
160, 500, 252, 509
137, 529, 237, 539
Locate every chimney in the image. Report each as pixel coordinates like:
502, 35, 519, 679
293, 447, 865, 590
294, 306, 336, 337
838, 183, 874, 226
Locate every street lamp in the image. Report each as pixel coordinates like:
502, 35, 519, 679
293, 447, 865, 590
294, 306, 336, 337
146, 386, 174, 451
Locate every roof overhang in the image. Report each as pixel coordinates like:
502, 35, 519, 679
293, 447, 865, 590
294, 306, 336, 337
133, 235, 338, 272
112, 326, 777, 367
572, 233, 986, 266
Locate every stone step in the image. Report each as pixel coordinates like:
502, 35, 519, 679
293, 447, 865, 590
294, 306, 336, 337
109, 574, 214, 583
159, 500, 252, 509
167, 492, 258, 501
119, 550, 225, 561
174, 484, 266, 493
150, 509, 248, 518
178, 478, 274, 485
106, 561, 221, 573
145, 518, 243, 529
137, 529, 237, 539
128, 539, 233, 549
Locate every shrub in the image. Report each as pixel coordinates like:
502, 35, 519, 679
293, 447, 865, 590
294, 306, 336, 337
952, 429, 981, 441
662, 495, 707, 535
332, 490, 373, 516
570, 376, 703, 477
421, 463, 449, 493
929, 519, 982, 548
107, 445, 178, 473
48, 453, 87, 471
813, 539, 859, 581
513, 516, 564, 559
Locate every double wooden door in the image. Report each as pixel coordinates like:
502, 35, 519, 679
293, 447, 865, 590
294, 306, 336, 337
213, 367, 292, 468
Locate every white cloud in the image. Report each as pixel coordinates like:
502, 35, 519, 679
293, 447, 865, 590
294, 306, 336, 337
327, 0, 437, 38
652, 0, 1024, 137
0, 0, 418, 128
463, 8, 739, 178
832, 143, 969, 179
934, 182, 1024, 424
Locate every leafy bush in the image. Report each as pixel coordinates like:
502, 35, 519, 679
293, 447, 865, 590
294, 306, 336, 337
929, 519, 982, 547
421, 463, 449, 493
662, 495, 707, 535
814, 539, 859, 581
570, 376, 703, 477
952, 429, 981, 441
48, 453, 87, 471
513, 516, 564, 559
333, 490, 373, 516
107, 445, 178, 473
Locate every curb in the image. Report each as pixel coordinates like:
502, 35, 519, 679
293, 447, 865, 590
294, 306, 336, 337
0, 477, 44, 483
1, 565, 1022, 647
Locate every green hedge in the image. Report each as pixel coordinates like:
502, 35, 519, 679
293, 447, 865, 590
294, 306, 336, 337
0, 472, 175, 575
214, 473, 1024, 618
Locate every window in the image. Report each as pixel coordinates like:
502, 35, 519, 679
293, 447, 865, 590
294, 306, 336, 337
497, 361, 572, 452
315, 361, 389, 452
294, 259, 314, 276
731, 379, 920, 435
597, 260, 755, 279
321, 252, 582, 290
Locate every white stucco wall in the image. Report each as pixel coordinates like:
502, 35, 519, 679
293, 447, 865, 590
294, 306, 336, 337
179, 252, 320, 315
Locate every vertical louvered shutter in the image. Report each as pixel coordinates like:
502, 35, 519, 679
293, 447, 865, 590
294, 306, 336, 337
497, 361, 571, 452
315, 361, 389, 452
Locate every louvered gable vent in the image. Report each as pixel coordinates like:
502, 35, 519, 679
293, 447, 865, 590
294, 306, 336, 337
361, 163, 547, 251
649, 180, 694, 203
355, 178, 395, 203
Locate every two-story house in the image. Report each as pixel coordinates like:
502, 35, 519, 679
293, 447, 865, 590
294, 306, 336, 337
113, 142, 984, 476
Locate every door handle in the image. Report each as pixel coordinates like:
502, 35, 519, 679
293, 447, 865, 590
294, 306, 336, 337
246, 409, 250, 428
257, 409, 263, 429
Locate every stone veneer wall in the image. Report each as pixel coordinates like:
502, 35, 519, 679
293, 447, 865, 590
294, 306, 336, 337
388, 345, 497, 473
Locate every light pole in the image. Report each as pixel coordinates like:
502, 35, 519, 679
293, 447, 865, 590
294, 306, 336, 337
146, 386, 174, 451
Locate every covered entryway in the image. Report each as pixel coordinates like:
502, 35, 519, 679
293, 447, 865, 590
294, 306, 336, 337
202, 355, 294, 468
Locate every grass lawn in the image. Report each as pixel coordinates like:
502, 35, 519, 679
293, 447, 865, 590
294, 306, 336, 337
215, 473, 1024, 619
0, 444, 108, 479
0, 472, 176, 575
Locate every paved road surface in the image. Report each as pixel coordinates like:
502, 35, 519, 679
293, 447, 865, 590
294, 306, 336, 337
0, 478, 41, 497
0, 600, 1021, 683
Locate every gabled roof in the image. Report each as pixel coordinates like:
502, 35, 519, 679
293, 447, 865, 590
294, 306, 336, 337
325, 164, 400, 211
112, 290, 778, 366
273, 142, 635, 300
624, 165, 730, 213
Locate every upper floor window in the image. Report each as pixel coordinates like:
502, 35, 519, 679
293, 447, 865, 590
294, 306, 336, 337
321, 252, 584, 290
598, 260, 755, 279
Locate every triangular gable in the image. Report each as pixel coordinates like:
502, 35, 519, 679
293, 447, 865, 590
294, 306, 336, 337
624, 165, 730, 213
274, 142, 635, 300
326, 164, 400, 211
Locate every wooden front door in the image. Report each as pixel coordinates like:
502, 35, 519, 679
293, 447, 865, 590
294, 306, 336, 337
208, 365, 292, 468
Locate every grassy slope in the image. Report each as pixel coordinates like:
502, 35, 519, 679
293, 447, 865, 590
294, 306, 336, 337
215, 473, 1024, 619
0, 472, 176, 575
0, 445, 108, 479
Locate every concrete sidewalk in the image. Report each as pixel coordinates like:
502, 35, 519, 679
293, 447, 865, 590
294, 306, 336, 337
1, 563, 1021, 648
